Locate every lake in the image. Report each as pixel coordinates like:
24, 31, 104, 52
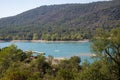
0, 41, 94, 63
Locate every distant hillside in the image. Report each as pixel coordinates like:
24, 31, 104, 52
0, 0, 120, 40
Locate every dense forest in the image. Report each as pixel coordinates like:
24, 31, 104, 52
0, 27, 120, 80
0, 0, 120, 40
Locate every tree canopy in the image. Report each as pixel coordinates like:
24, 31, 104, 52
91, 27, 120, 80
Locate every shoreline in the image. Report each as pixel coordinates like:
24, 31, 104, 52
0, 39, 89, 43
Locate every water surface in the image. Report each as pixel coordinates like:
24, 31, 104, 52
0, 42, 93, 63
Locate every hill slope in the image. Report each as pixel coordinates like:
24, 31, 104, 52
0, 0, 120, 40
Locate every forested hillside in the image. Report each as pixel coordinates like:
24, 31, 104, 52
0, 0, 120, 40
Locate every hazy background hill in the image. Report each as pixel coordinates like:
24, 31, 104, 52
0, 0, 120, 40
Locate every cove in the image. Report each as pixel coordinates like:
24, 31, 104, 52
0, 41, 94, 63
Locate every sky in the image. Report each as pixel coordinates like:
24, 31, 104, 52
0, 0, 109, 18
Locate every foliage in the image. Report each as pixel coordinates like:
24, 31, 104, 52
0, 27, 120, 80
0, 0, 120, 40
91, 27, 120, 80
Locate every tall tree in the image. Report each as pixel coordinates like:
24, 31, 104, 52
91, 27, 120, 80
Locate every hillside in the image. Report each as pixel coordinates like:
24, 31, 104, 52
0, 0, 120, 40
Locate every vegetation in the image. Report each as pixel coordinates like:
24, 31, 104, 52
91, 27, 120, 80
0, 27, 120, 80
0, 0, 120, 40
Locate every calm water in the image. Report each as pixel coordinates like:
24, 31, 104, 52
0, 42, 93, 63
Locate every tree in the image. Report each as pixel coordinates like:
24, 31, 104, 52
35, 55, 50, 77
33, 33, 39, 40
56, 69, 74, 80
91, 27, 120, 80
78, 60, 114, 80
4, 71, 28, 80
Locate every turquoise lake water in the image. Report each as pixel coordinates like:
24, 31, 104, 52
0, 42, 93, 63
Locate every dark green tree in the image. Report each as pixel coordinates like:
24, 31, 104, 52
91, 27, 120, 80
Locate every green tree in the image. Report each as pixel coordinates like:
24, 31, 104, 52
33, 33, 39, 40
91, 27, 120, 80
0, 45, 28, 78
5, 71, 27, 80
79, 61, 109, 80
35, 55, 50, 78
56, 69, 74, 80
